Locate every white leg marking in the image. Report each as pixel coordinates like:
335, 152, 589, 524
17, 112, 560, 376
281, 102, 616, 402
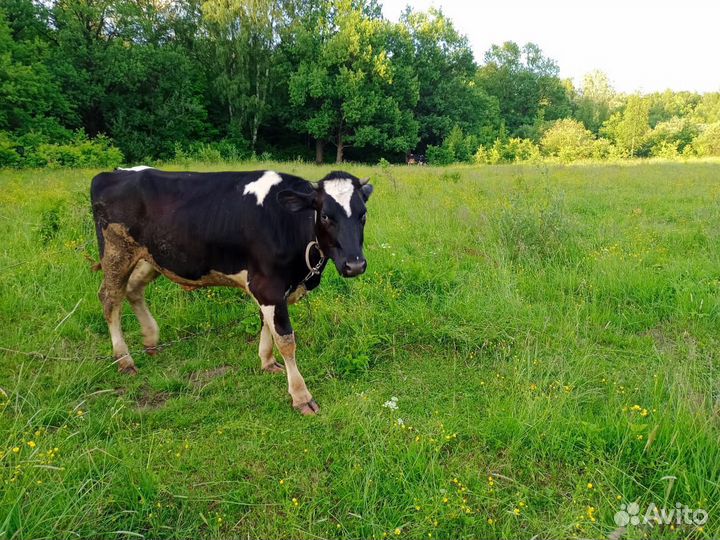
258, 319, 275, 368
244, 171, 283, 206
260, 304, 312, 406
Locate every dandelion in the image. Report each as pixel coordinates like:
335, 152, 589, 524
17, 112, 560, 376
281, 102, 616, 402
12, 447, 19, 453
640, 409, 649, 417
292, 497, 299, 507
513, 508, 520, 516
587, 483, 593, 490
487, 518, 494, 525
443, 497, 449, 503
77, 409, 84, 416
616, 495, 622, 501
279, 479, 285, 485
394, 528, 401, 535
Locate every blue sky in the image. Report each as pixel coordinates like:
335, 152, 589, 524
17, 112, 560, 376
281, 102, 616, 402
382, 0, 720, 94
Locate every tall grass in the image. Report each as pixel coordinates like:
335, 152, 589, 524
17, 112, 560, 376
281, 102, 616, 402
1, 161, 719, 539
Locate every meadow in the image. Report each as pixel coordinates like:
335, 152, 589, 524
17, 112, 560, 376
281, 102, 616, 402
1, 161, 719, 540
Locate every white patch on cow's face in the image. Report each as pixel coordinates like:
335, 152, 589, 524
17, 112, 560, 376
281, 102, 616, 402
323, 179, 354, 217
118, 165, 153, 171
244, 171, 283, 206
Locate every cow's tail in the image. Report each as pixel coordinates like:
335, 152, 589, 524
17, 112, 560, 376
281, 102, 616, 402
88, 220, 104, 272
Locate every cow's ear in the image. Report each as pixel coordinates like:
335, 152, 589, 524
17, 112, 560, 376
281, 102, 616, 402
277, 189, 316, 212
360, 183, 374, 201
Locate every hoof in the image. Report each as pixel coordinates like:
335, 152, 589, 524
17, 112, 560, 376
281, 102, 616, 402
294, 399, 320, 416
145, 346, 159, 356
118, 364, 138, 376
117, 356, 138, 375
262, 361, 285, 374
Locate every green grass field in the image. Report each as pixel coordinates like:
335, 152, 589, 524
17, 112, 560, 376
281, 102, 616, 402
1, 162, 719, 539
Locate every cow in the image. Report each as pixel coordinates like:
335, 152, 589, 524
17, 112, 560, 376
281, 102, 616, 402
406, 153, 427, 166
90, 167, 373, 415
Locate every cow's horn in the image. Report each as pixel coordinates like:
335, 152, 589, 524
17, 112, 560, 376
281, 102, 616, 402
359, 177, 370, 185
309, 181, 319, 189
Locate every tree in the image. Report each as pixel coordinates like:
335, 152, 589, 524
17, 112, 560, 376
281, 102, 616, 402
601, 95, 651, 157
202, 0, 284, 151
400, 7, 499, 148
286, 0, 418, 163
574, 70, 616, 134
0, 6, 71, 138
477, 41, 572, 137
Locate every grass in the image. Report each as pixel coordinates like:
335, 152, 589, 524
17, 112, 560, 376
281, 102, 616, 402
1, 161, 719, 539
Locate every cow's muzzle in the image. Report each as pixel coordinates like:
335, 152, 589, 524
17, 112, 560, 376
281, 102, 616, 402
341, 257, 367, 277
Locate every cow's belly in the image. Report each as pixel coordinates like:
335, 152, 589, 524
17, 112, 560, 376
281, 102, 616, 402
154, 264, 249, 293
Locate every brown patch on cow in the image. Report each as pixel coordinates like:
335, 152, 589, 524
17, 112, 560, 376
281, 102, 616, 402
286, 284, 307, 305
189, 365, 233, 388
101, 223, 252, 294
135, 384, 171, 410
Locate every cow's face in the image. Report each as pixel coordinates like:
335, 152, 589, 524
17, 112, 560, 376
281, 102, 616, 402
278, 172, 373, 277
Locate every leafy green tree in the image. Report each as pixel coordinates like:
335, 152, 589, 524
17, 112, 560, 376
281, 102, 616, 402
477, 41, 572, 137
286, 0, 418, 163
0, 7, 71, 138
601, 95, 651, 157
400, 8, 499, 148
646, 90, 700, 126
644, 117, 698, 157
691, 93, 720, 124
574, 70, 616, 134
202, 0, 285, 151
691, 122, 720, 156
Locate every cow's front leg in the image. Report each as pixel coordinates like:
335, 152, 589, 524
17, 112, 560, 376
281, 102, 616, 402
259, 302, 319, 415
258, 311, 284, 373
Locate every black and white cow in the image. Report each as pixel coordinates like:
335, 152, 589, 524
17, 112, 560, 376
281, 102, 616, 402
90, 167, 373, 415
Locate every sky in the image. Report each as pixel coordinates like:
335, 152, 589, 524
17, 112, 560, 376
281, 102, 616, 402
382, 0, 720, 94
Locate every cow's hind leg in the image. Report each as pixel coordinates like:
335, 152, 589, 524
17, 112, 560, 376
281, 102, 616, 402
99, 268, 135, 374
126, 260, 160, 355
259, 302, 318, 415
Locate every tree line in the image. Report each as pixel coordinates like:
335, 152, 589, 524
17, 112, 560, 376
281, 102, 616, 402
1, 0, 719, 167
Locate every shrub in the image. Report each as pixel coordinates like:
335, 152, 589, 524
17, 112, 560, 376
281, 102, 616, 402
0, 130, 123, 169
426, 144, 454, 165
691, 122, 720, 156
645, 117, 699, 156
540, 118, 597, 162
475, 137, 540, 164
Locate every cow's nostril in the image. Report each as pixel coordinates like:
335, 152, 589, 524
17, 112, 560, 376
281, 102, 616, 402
343, 259, 367, 276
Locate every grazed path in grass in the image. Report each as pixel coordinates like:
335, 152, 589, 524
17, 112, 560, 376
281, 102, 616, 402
1, 162, 719, 539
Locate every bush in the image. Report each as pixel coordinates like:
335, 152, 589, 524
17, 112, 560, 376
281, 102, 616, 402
0, 130, 123, 168
475, 137, 540, 164
540, 119, 597, 162
426, 144, 454, 165
691, 122, 720, 156
176, 139, 252, 163
645, 117, 699, 157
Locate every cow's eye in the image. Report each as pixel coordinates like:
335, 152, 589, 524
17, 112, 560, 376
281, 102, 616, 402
320, 212, 330, 223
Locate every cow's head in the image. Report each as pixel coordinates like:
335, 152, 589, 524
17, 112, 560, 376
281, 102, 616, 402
278, 171, 373, 277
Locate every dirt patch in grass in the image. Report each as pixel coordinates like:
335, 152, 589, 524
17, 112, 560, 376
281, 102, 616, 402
136, 384, 171, 410
189, 365, 233, 389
